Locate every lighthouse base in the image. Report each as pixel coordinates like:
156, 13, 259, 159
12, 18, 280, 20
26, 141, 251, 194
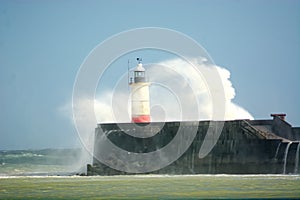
132, 115, 151, 123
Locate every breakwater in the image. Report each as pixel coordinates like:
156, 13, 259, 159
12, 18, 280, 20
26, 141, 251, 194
88, 117, 300, 175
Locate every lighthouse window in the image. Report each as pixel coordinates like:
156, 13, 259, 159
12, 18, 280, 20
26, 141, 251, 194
135, 71, 144, 77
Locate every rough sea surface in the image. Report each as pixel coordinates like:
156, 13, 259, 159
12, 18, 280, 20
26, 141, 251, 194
0, 149, 299, 199
0, 149, 83, 176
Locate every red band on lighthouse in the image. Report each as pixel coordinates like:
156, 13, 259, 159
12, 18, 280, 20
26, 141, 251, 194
132, 115, 151, 123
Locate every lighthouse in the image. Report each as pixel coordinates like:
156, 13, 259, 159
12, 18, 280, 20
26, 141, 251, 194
130, 58, 151, 123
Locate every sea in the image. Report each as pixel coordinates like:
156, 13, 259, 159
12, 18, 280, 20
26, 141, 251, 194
0, 149, 300, 199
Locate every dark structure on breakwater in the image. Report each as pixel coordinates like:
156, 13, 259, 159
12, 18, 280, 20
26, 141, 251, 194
87, 114, 300, 175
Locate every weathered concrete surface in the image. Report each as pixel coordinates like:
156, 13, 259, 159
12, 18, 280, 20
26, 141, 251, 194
88, 118, 300, 175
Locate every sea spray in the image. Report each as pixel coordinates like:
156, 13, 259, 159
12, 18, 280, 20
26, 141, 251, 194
274, 142, 281, 159
283, 142, 292, 174
63, 57, 255, 172
68, 57, 254, 124
294, 142, 300, 174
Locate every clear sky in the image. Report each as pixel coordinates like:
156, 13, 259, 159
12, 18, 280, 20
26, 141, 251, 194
0, 0, 299, 150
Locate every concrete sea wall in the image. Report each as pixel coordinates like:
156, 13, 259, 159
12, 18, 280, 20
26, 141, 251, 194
88, 120, 300, 175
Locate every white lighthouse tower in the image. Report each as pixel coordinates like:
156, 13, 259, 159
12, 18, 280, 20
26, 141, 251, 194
129, 58, 151, 123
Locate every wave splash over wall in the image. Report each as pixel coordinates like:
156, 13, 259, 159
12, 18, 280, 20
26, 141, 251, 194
93, 58, 253, 123
65, 57, 253, 174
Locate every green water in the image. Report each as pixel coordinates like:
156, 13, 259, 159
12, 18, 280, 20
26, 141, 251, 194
0, 175, 299, 199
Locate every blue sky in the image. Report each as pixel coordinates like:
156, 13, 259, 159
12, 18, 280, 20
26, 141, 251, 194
0, 0, 299, 150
